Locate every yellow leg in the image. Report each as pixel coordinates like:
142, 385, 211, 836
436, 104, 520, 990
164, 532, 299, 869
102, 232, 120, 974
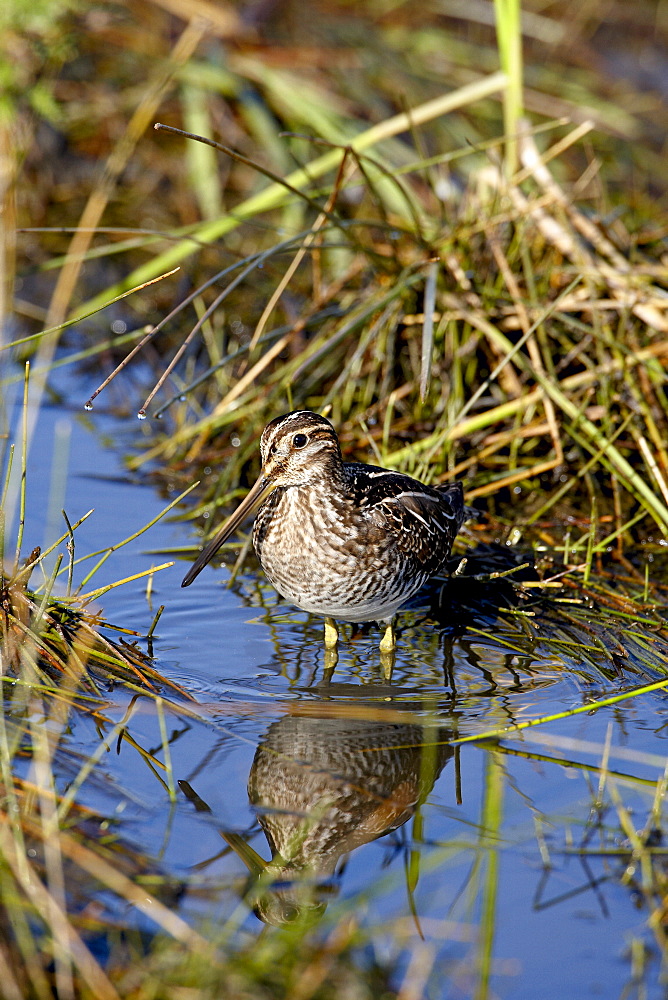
324, 617, 339, 649
379, 619, 396, 653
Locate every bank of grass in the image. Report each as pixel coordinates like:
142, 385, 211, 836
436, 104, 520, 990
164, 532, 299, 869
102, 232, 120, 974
134, 114, 668, 578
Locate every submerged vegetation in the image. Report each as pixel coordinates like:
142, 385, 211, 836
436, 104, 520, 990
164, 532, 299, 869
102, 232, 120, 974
2, 0, 668, 996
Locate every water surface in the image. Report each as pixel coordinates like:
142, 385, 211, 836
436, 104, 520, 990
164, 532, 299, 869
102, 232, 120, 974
6, 373, 668, 1000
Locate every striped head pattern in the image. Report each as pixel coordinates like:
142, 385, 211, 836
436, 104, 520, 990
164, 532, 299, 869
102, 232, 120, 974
259, 411, 344, 486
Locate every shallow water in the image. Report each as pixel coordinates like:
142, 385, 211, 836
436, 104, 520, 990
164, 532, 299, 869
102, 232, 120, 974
5, 371, 668, 999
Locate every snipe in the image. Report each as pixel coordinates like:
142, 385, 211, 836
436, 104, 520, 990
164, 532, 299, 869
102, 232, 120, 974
182, 411, 466, 653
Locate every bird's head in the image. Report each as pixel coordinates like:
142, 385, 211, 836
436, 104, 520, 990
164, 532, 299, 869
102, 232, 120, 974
259, 411, 343, 486
181, 410, 342, 587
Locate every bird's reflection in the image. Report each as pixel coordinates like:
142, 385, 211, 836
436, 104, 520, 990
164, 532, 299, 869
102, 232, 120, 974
235, 710, 454, 924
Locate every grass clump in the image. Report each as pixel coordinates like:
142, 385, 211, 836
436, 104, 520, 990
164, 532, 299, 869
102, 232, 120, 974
0, 371, 202, 996
109, 917, 397, 1000
0, 419, 203, 1000
0, 565, 185, 700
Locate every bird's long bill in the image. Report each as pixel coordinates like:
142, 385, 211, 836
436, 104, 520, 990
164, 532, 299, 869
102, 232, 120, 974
181, 474, 275, 588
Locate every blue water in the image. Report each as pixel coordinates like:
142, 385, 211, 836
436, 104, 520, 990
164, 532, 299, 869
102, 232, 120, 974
4, 365, 668, 1000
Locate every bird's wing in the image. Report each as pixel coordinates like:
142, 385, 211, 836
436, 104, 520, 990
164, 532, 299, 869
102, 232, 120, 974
346, 465, 464, 566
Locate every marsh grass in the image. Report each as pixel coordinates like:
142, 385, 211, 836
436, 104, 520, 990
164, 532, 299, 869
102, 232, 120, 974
539, 730, 668, 983
0, 370, 207, 996
105, 112, 668, 567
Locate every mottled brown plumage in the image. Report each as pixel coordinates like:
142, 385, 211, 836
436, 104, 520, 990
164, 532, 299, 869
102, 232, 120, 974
182, 411, 466, 650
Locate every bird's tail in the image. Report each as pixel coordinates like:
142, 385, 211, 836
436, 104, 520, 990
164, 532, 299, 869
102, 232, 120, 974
435, 481, 477, 524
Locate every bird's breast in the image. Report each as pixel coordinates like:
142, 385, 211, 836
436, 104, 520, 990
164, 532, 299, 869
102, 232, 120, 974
254, 486, 369, 577
252, 484, 420, 620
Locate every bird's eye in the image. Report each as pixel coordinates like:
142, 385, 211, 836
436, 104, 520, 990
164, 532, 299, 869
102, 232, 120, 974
292, 433, 308, 448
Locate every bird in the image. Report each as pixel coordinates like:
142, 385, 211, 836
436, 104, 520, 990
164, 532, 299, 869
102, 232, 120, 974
181, 410, 467, 653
